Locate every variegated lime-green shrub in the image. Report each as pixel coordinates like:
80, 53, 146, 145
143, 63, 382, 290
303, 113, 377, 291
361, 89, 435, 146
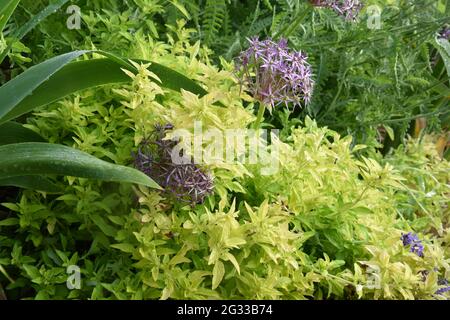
0, 21, 449, 300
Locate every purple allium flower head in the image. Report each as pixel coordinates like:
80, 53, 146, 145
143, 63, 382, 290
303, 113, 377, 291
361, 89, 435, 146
401, 232, 424, 257
133, 124, 214, 205
236, 37, 314, 110
311, 0, 363, 21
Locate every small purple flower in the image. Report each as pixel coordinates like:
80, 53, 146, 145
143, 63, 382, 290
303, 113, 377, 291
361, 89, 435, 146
401, 232, 424, 257
436, 279, 450, 295
236, 37, 314, 110
438, 25, 450, 40
133, 124, 214, 205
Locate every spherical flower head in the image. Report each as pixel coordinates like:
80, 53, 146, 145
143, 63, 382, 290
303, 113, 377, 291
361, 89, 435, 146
236, 37, 314, 111
401, 232, 424, 257
133, 124, 214, 205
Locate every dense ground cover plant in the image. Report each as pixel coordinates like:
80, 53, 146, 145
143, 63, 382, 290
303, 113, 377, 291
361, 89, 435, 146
0, 0, 448, 300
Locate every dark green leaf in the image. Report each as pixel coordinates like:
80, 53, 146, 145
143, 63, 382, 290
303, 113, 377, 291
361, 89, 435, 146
0, 121, 45, 145
0, 142, 161, 188
0, 0, 20, 33
0, 50, 89, 123
0, 51, 208, 124
0, 175, 61, 192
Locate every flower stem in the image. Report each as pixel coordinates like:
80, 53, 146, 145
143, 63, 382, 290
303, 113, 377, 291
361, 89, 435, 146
253, 102, 266, 130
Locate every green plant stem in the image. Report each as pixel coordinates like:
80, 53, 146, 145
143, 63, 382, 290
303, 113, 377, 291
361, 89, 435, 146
253, 102, 266, 129
273, 5, 311, 39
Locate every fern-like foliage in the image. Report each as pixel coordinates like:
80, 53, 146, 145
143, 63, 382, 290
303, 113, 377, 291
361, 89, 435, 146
202, 0, 227, 45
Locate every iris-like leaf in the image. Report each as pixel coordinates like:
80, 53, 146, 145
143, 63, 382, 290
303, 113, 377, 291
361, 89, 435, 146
0, 51, 207, 124
0, 175, 60, 192
0, 121, 45, 145
0, 142, 161, 188
0, 50, 89, 123
0, 0, 20, 33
